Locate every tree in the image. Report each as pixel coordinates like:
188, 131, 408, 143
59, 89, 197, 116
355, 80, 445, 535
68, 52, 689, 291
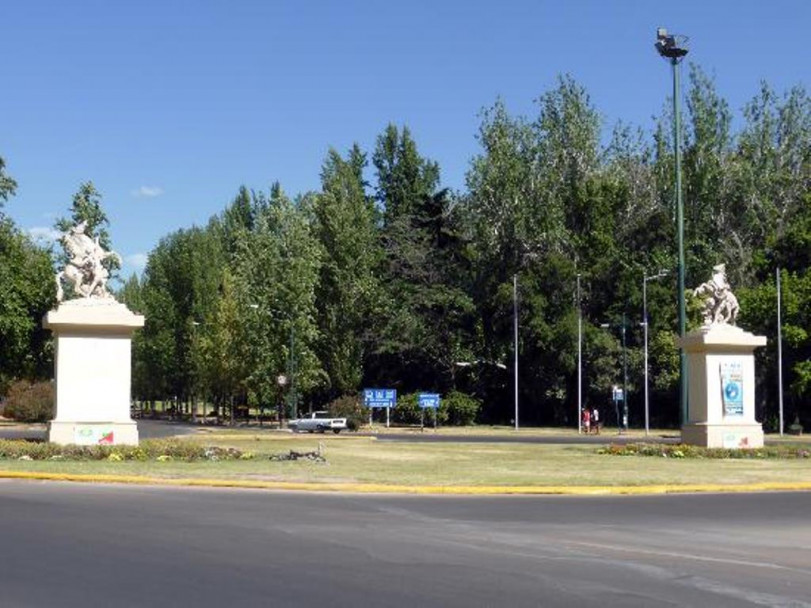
236, 183, 323, 416
313, 145, 382, 399
0, 156, 18, 207
370, 125, 475, 395
54, 182, 121, 294
0, 159, 55, 391
0, 218, 56, 390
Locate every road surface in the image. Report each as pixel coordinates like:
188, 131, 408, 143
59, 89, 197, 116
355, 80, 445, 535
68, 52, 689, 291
0, 481, 808, 607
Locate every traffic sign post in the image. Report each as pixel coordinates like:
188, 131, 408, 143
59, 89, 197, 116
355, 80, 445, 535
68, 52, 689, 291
364, 388, 397, 428
612, 385, 625, 434
418, 393, 440, 430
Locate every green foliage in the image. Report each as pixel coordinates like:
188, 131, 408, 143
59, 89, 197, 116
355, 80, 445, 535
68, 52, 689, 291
442, 391, 481, 426
54, 181, 120, 279
597, 442, 811, 459
326, 394, 366, 431
314, 146, 382, 399
0, 439, 252, 461
16, 69, 798, 432
0, 156, 18, 206
0, 219, 56, 389
2, 380, 54, 422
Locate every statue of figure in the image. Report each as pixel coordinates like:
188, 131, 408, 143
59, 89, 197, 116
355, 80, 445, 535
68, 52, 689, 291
55, 221, 121, 301
693, 263, 740, 326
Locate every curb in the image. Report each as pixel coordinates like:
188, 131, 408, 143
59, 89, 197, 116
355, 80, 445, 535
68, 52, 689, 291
1, 470, 810, 495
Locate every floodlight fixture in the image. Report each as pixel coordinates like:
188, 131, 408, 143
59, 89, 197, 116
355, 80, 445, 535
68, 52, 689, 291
655, 27, 689, 61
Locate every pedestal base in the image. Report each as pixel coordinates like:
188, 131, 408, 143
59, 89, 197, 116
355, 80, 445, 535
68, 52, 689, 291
681, 422, 764, 449
48, 420, 139, 446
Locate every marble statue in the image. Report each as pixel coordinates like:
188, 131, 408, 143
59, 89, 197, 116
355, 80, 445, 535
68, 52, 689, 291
55, 221, 121, 301
693, 263, 740, 326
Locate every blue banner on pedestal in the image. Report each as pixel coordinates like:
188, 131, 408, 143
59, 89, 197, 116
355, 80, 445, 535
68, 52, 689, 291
720, 361, 744, 416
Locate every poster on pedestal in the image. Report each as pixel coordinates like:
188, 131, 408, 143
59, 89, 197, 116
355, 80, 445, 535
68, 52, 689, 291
720, 361, 744, 417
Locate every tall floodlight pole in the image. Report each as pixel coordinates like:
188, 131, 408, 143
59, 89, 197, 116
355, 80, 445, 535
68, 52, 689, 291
621, 313, 629, 432
514, 273, 519, 431
643, 269, 669, 436
777, 267, 784, 436
656, 28, 689, 425
577, 273, 583, 433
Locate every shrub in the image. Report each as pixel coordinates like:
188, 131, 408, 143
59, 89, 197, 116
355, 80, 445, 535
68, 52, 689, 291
443, 391, 481, 426
595, 442, 811, 459
3, 380, 55, 422
0, 438, 252, 461
327, 394, 365, 431
391, 393, 421, 425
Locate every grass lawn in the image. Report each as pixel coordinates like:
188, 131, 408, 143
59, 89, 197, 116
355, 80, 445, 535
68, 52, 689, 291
2, 430, 810, 488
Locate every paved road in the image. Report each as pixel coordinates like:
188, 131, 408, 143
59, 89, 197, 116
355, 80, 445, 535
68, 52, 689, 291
369, 432, 681, 444
0, 419, 198, 441
0, 482, 808, 607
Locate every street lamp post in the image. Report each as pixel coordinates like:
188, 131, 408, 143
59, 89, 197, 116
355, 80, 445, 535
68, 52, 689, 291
777, 267, 784, 436
601, 314, 630, 433
642, 270, 669, 436
513, 273, 519, 431
577, 273, 582, 434
655, 27, 689, 425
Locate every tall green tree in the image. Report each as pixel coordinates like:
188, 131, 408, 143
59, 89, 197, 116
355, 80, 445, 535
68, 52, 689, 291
313, 145, 382, 399
0, 156, 18, 207
0, 158, 55, 390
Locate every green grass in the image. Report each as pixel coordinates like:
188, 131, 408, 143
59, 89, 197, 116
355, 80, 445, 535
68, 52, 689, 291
2, 432, 810, 488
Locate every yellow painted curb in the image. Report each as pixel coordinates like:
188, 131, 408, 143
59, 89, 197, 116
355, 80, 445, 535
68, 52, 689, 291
1, 470, 810, 495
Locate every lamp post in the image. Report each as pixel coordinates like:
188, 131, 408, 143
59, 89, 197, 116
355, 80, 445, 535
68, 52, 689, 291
642, 269, 669, 436
655, 27, 689, 425
513, 273, 519, 431
250, 304, 297, 421
577, 273, 583, 434
601, 314, 630, 432
777, 267, 784, 436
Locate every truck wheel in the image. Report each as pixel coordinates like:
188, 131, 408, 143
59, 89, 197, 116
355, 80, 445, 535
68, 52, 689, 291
332, 429, 341, 434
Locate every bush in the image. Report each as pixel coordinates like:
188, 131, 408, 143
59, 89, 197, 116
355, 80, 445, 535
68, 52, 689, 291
0, 438, 253, 461
327, 394, 365, 431
392, 392, 479, 426
596, 442, 811, 459
3, 380, 55, 422
443, 391, 481, 426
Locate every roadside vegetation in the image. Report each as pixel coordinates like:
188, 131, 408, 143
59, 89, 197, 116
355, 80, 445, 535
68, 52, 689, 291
1, 432, 810, 489
2, 68, 810, 432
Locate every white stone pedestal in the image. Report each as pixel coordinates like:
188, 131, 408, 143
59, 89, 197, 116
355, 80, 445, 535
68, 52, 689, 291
678, 325, 766, 448
44, 300, 145, 446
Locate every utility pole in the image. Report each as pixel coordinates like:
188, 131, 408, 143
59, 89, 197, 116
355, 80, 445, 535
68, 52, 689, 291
514, 273, 519, 431
777, 267, 784, 436
655, 27, 689, 425
577, 273, 582, 433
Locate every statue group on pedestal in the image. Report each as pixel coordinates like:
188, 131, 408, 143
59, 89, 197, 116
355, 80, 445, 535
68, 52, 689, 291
55, 221, 121, 302
693, 263, 740, 326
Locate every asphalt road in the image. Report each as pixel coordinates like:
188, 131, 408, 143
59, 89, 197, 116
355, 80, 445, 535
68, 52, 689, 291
369, 431, 681, 444
2, 421, 681, 444
0, 419, 198, 442
0, 482, 808, 607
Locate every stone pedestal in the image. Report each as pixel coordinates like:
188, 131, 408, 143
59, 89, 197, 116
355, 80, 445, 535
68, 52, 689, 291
678, 325, 766, 448
44, 300, 145, 446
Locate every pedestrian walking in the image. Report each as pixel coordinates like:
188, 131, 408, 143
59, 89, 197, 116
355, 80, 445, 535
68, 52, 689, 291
591, 407, 600, 434
581, 408, 591, 434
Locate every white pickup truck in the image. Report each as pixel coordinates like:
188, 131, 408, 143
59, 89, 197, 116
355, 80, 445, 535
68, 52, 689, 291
288, 411, 348, 434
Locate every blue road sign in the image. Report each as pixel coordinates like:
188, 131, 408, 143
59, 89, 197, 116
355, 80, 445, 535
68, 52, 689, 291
418, 393, 440, 409
364, 388, 397, 408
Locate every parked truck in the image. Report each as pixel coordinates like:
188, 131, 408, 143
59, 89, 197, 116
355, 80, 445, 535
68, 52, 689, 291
288, 411, 348, 434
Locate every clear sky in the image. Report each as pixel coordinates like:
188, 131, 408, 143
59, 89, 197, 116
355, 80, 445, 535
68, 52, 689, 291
2, 0, 808, 278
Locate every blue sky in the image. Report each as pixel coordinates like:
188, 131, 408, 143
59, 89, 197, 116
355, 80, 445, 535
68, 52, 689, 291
2, 0, 808, 278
